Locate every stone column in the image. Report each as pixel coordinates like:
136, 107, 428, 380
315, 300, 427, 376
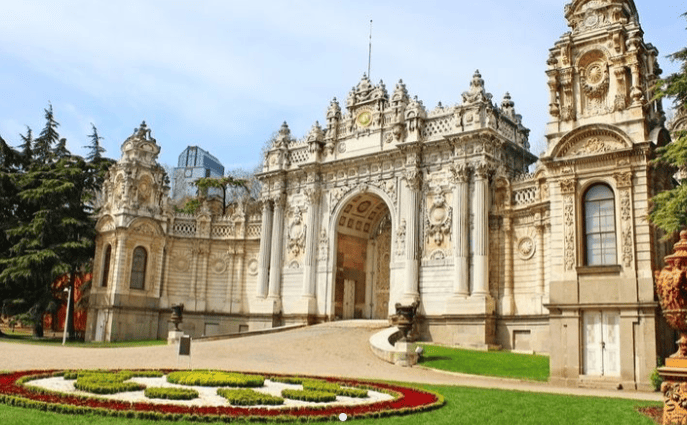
502, 216, 514, 314
268, 194, 285, 299
233, 246, 244, 314
111, 231, 128, 294
451, 164, 470, 297
256, 200, 273, 298
403, 170, 421, 298
472, 163, 490, 297
536, 222, 545, 296
225, 248, 235, 310
302, 187, 320, 299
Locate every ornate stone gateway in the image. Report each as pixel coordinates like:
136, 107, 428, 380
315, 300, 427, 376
85, 0, 672, 392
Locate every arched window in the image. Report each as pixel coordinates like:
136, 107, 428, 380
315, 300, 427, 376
130, 246, 147, 290
584, 184, 616, 266
101, 245, 112, 287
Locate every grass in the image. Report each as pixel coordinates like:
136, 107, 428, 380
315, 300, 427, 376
0, 333, 166, 348
0, 383, 660, 424
419, 344, 550, 382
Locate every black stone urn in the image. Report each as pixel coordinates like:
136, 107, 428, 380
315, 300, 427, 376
389, 300, 420, 342
170, 304, 184, 331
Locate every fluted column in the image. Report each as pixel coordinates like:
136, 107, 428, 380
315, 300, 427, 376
256, 200, 273, 298
268, 194, 285, 299
451, 164, 470, 297
502, 216, 514, 314
472, 163, 490, 297
302, 187, 320, 298
403, 170, 421, 298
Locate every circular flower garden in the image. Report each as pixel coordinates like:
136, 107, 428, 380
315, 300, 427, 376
0, 369, 444, 422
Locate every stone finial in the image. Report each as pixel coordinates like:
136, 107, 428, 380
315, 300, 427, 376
326, 97, 341, 121
391, 79, 410, 107
462, 70, 493, 105
501, 92, 516, 119
273, 121, 291, 148
307, 121, 324, 142
120, 120, 160, 165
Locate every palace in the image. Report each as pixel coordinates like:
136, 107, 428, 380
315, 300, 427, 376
86, 0, 675, 390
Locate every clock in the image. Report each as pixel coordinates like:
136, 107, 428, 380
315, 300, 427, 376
356, 110, 372, 128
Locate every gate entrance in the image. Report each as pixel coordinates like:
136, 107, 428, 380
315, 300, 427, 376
334, 193, 391, 320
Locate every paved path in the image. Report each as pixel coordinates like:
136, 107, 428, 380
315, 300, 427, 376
0, 321, 662, 402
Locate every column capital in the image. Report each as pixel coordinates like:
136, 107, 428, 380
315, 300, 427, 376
402, 169, 422, 191
449, 163, 470, 184
304, 186, 321, 205
473, 161, 492, 180
271, 193, 286, 209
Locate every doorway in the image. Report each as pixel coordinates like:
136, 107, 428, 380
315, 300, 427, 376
333, 193, 391, 320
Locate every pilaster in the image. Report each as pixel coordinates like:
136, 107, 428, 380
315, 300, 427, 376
256, 199, 273, 298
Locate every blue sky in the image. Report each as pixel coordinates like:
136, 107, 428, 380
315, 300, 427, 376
1, 1, 684, 172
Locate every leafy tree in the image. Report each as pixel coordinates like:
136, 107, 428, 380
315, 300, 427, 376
649, 12, 687, 234
193, 175, 247, 215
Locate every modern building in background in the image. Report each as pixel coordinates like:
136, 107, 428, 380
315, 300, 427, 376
172, 146, 225, 200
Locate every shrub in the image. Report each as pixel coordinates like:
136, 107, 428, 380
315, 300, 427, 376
217, 388, 284, 406
144, 387, 199, 400
302, 380, 368, 398
167, 370, 264, 387
281, 389, 337, 403
268, 376, 307, 385
73, 371, 146, 395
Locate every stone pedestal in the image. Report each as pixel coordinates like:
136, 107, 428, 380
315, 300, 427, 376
168, 330, 184, 345
393, 341, 419, 367
445, 295, 495, 315
659, 366, 687, 425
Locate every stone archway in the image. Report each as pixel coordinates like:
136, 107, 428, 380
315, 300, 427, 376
333, 193, 391, 320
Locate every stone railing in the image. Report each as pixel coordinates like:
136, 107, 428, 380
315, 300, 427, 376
171, 214, 261, 240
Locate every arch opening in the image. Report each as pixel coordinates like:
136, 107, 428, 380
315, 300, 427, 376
333, 192, 391, 320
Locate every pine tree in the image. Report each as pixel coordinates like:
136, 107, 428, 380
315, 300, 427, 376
33, 103, 60, 163
0, 110, 114, 339
649, 12, 687, 234
18, 126, 33, 167
84, 124, 105, 162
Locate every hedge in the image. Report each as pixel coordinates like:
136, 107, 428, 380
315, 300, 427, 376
167, 370, 264, 387
281, 389, 337, 403
73, 371, 146, 395
302, 380, 368, 398
144, 387, 199, 400
217, 388, 285, 406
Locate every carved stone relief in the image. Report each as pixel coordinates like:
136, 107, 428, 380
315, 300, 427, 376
564, 195, 575, 270
210, 252, 229, 274
517, 236, 536, 261
425, 188, 452, 257
318, 229, 329, 262
287, 208, 307, 257
395, 219, 407, 257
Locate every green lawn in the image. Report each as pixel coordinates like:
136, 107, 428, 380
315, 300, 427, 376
0, 384, 659, 424
419, 344, 550, 381
0, 333, 166, 348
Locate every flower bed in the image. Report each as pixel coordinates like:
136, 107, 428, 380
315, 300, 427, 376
0, 370, 445, 422
73, 371, 146, 395
217, 388, 284, 406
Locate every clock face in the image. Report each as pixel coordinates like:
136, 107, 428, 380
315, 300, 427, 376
356, 110, 372, 127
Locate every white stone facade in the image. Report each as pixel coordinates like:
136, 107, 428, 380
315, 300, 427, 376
86, 0, 674, 390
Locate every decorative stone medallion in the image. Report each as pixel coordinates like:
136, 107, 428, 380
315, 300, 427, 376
517, 236, 536, 261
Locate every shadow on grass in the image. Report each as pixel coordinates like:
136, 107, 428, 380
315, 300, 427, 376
420, 356, 452, 362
